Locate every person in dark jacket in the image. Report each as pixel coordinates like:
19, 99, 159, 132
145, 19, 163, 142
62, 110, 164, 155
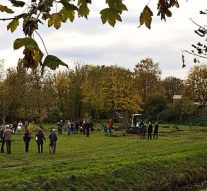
85, 121, 90, 137
57, 120, 63, 135
74, 121, 79, 134
147, 122, 153, 140
49, 129, 57, 154
0, 126, 5, 153
13, 121, 17, 133
153, 122, 159, 139
35, 128, 46, 153
23, 129, 31, 152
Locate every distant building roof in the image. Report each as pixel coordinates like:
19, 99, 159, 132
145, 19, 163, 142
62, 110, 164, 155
173, 95, 182, 100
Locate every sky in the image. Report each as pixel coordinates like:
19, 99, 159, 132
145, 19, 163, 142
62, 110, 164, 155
0, 0, 206, 79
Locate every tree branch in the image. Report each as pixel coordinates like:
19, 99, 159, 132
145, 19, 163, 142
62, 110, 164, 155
0, 17, 16, 21
190, 18, 207, 32
34, 30, 49, 55
147, 0, 152, 6
182, 50, 207, 59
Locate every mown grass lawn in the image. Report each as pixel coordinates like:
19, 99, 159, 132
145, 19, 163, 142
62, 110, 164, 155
0, 124, 207, 191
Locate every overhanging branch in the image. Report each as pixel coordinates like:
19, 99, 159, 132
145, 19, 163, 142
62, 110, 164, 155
182, 50, 207, 59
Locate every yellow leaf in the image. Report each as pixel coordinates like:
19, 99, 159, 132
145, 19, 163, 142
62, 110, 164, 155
139, 5, 153, 29
7, 18, 19, 32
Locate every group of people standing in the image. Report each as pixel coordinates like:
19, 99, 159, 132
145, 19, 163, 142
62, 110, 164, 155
0, 118, 160, 154
0, 125, 58, 154
63, 119, 93, 137
0, 118, 95, 155
138, 121, 159, 140
35, 128, 58, 154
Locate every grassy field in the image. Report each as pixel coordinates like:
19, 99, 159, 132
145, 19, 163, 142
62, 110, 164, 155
0, 124, 207, 191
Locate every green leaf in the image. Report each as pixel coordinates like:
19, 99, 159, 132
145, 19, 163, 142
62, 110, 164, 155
10, 0, 25, 7
7, 18, 19, 32
100, 8, 122, 27
119, 4, 128, 12
139, 5, 153, 29
106, 0, 128, 13
13, 37, 39, 51
78, 3, 90, 18
0, 4, 14, 13
33, 50, 43, 63
42, 55, 68, 70
78, 0, 91, 6
60, 0, 78, 11
60, 7, 75, 22
48, 13, 62, 29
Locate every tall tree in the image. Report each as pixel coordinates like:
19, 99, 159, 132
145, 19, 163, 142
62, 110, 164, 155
24, 68, 52, 125
2, 60, 54, 123
144, 93, 167, 121
81, 65, 141, 118
52, 71, 70, 119
134, 58, 163, 102
81, 65, 103, 116
67, 64, 84, 120
181, 97, 197, 130
101, 66, 141, 113
41, 74, 59, 122
163, 76, 183, 102
0, 59, 5, 123
2, 60, 27, 121
184, 65, 207, 106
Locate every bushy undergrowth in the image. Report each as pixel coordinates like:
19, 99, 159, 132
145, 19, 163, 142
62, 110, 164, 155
191, 115, 207, 126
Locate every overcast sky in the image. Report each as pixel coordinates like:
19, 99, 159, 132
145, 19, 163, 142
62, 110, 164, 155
0, 0, 206, 79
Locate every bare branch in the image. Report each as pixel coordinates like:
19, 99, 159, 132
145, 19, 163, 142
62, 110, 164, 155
190, 18, 207, 32
0, 17, 16, 21
182, 50, 207, 59
147, 0, 152, 6
34, 30, 49, 55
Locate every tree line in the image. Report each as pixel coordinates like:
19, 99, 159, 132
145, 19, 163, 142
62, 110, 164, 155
0, 58, 206, 124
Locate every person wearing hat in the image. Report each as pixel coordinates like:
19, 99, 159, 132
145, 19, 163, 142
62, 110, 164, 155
23, 129, 32, 152
3, 125, 13, 154
35, 128, 46, 153
49, 129, 57, 154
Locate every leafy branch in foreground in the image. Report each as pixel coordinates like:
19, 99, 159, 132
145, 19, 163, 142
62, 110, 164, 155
0, 0, 181, 71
